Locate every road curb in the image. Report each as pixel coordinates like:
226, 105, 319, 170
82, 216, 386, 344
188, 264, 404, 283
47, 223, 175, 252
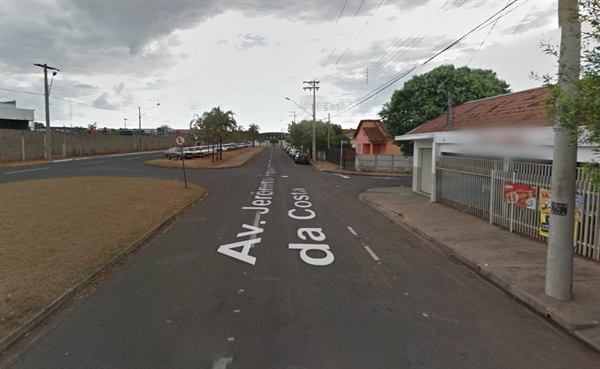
143, 148, 264, 170
0, 161, 52, 168
359, 190, 600, 353
0, 188, 207, 354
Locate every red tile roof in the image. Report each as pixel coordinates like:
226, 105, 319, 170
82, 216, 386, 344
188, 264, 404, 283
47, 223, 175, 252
353, 119, 392, 142
407, 87, 553, 135
362, 127, 388, 142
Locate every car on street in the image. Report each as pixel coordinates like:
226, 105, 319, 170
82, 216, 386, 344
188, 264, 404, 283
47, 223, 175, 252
164, 147, 194, 160
294, 152, 309, 164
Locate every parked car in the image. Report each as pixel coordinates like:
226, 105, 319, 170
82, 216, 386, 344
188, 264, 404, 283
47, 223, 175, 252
188, 147, 205, 158
295, 153, 310, 165
164, 147, 194, 160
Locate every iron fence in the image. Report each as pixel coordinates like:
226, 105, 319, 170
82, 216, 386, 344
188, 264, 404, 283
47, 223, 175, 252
436, 156, 599, 260
326, 148, 356, 168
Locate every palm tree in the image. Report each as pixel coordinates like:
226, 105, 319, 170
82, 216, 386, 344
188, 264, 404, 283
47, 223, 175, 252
248, 124, 260, 147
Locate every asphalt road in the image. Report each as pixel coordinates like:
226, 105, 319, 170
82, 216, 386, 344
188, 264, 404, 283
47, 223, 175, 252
2, 148, 599, 368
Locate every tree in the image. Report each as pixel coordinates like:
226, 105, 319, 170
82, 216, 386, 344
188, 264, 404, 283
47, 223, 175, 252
535, 0, 599, 188
379, 64, 511, 156
190, 107, 237, 161
248, 124, 260, 147
269, 137, 279, 145
157, 124, 171, 137
87, 122, 97, 131
288, 120, 347, 152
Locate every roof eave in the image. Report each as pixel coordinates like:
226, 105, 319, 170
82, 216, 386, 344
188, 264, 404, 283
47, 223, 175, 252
395, 132, 434, 141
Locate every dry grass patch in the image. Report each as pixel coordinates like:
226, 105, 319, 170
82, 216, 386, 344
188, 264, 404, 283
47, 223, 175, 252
144, 146, 263, 169
0, 177, 203, 340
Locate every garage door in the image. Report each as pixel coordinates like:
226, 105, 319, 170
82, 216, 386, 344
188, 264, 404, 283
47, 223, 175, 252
419, 148, 433, 195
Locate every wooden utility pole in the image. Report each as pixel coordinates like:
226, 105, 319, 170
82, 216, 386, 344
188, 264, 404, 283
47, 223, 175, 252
34, 63, 59, 160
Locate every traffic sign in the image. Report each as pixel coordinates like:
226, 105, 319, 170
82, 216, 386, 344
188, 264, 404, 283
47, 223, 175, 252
341, 140, 348, 144
176, 136, 185, 146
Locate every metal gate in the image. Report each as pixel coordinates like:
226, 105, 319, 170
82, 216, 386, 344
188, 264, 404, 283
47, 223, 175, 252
419, 148, 433, 194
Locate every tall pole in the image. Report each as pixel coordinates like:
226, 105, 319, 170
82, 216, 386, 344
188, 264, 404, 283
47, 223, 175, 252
124, 118, 127, 129
138, 107, 142, 151
34, 63, 59, 160
303, 80, 319, 162
327, 113, 331, 149
545, 0, 581, 301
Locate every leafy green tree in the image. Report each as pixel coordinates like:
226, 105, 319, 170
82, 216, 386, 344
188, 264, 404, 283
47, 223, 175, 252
288, 120, 347, 152
535, 0, 599, 188
248, 124, 260, 147
190, 106, 237, 161
379, 64, 511, 155
87, 122, 97, 130
269, 137, 279, 145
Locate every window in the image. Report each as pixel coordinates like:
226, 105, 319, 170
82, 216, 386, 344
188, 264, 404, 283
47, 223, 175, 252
377, 145, 381, 154
357, 144, 362, 153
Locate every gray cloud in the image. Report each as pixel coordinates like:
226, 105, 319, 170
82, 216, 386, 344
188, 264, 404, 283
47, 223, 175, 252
235, 34, 268, 51
499, 6, 555, 36
92, 92, 116, 110
217, 39, 228, 45
114, 82, 125, 95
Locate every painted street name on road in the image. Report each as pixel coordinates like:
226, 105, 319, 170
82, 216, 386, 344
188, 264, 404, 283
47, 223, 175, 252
287, 187, 335, 266
216, 177, 274, 265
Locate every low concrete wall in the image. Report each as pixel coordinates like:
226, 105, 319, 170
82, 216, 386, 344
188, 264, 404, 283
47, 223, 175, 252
0, 129, 174, 162
355, 154, 413, 173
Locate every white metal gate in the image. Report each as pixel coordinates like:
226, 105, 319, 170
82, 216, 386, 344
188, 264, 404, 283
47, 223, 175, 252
420, 148, 433, 194
436, 156, 600, 261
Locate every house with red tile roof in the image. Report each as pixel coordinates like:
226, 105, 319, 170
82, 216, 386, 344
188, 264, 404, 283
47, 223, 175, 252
353, 119, 402, 155
395, 87, 597, 199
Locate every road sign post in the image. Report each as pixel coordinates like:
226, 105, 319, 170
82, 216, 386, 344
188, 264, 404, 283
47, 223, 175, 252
176, 136, 188, 188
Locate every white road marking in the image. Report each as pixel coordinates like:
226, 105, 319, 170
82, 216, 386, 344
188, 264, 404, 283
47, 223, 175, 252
81, 161, 106, 165
237, 289, 244, 294
234, 310, 240, 313
228, 337, 234, 342
347, 227, 358, 237
4, 167, 50, 175
124, 156, 140, 160
250, 211, 261, 247
212, 357, 233, 369
260, 220, 266, 225
364, 246, 380, 261
334, 173, 350, 179
281, 175, 288, 178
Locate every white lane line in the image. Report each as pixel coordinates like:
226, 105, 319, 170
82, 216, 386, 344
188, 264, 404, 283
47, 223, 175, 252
347, 226, 358, 237
4, 167, 50, 175
124, 156, 140, 160
212, 357, 233, 369
281, 175, 288, 178
334, 173, 350, 179
250, 211, 261, 248
81, 161, 106, 165
364, 246, 380, 261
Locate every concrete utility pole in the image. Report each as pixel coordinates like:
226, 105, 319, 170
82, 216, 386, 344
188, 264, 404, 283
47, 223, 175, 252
303, 80, 319, 162
446, 91, 453, 131
327, 113, 331, 149
545, 0, 581, 301
124, 118, 128, 129
138, 107, 142, 151
34, 63, 59, 160
290, 111, 296, 124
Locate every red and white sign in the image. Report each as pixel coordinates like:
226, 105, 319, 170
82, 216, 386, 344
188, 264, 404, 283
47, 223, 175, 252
503, 182, 537, 209
176, 136, 185, 146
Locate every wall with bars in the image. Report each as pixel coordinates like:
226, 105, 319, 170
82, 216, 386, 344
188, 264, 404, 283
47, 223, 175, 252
435, 156, 600, 261
0, 129, 174, 162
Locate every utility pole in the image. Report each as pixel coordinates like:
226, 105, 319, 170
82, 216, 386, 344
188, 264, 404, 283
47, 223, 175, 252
290, 111, 296, 124
446, 91, 453, 131
327, 113, 331, 149
138, 107, 142, 151
303, 80, 319, 162
34, 63, 59, 160
545, 0, 581, 301
124, 118, 128, 129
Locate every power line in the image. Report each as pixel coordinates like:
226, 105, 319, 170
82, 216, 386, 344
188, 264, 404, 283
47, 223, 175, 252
353, 0, 366, 18
336, 0, 348, 24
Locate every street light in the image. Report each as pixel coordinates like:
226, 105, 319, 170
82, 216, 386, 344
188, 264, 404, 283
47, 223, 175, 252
285, 97, 312, 116
139, 101, 160, 150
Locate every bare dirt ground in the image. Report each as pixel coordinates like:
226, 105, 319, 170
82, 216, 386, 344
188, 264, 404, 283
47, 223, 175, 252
0, 177, 203, 340
144, 146, 264, 169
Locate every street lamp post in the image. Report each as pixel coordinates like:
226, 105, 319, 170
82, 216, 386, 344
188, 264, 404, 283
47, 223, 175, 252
138, 101, 160, 150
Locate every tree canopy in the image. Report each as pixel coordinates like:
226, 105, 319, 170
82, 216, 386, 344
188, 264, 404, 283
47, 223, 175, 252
288, 120, 347, 151
379, 64, 511, 155
190, 106, 237, 159
248, 124, 260, 147
538, 0, 599, 188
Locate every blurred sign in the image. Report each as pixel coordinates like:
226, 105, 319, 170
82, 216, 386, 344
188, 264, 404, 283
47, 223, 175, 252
503, 182, 537, 209
341, 140, 348, 144
176, 136, 185, 146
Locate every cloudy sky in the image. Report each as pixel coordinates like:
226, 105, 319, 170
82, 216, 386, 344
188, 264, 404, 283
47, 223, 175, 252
1, 0, 563, 133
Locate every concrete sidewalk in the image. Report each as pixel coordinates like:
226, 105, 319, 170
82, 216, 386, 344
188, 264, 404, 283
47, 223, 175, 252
361, 186, 600, 353
311, 159, 411, 177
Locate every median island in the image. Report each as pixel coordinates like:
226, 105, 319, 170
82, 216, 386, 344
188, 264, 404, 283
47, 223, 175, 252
144, 146, 264, 169
0, 177, 203, 342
